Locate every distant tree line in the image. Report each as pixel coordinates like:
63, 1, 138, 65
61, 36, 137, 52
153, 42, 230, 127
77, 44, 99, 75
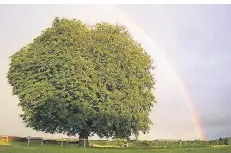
10, 136, 231, 148
89, 137, 231, 148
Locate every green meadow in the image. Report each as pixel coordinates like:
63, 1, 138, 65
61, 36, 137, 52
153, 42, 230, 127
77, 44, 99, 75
1, 144, 231, 153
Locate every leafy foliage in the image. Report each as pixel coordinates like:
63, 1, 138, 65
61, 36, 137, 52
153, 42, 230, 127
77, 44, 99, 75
7, 17, 155, 139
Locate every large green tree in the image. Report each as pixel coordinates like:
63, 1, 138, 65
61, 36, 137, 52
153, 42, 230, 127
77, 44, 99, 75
7, 17, 155, 145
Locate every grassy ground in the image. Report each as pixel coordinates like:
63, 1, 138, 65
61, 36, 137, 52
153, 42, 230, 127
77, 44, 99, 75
0, 145, 231, 153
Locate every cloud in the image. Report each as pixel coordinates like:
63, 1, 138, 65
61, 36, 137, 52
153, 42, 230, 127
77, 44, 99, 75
201, 116, 231, 129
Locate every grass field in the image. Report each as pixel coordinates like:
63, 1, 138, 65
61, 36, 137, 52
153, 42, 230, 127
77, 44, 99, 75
1, 145, 231, 153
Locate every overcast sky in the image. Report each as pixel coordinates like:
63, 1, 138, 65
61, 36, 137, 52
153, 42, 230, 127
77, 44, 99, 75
0, 4, 231, 140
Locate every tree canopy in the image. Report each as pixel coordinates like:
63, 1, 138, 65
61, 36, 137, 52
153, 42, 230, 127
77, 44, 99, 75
7, 17, 155, 141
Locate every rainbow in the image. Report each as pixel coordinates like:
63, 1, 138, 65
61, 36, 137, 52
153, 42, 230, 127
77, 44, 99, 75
149, 49, 205, 140
173, 75, 205, 140
147, 43, 205, 140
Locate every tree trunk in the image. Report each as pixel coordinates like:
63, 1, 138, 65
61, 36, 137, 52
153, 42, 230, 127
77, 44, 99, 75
79, 130, 89, 147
